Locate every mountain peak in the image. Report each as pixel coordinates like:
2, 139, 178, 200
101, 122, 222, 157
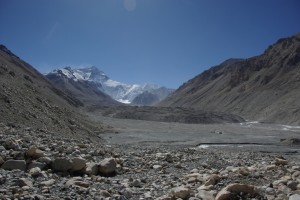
47, 66, 174, 105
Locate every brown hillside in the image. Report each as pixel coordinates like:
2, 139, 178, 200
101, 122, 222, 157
159, 33, 300, 125
0, 45, 107, 139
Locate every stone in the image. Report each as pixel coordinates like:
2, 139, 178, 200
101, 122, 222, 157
131, 179, 142, 187
31, 194, 45, 200
37, 157, 52, 165
196, 190, 215, 200
156, 195, 172, 200
204, 174, 220, 186
215, 184, 257, 200
289, 194, 300, 200
40, 179, 55, 186
29, 167, 42, 176
85, 162, 98, 175
265, 187, 275, 195
287, 181, 298, 190
98, 158, 117, 175
189, 198, 201, 200
198, 184, 214, 191
153, 165, 162, 170
27, 161, 47, 170
170, 186, 191, 200
52, 158, 73, 172
100, 190, 111, 197
275, 158, 288, 166
71, 157, 86, 172
18, 178, 33, 187
27, 145, 44, 158
66, 177, 89, 188
292, 171, 300, 180
1, 159, 26, 171
266, 165, 276, 170
0, 156, 4, 166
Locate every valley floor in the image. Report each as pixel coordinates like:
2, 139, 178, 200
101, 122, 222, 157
96, 115, 300, 157
1, 114, 300, 199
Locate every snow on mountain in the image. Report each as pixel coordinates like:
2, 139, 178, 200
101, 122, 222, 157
47, 66, 174, 104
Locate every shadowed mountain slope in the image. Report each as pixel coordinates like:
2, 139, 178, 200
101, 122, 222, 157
159, 33, 300, 125
0, 45, 108, 138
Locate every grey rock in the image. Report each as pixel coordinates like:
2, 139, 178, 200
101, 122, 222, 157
196, 190, 215, 200
1, 159, 26, 171
18, 178, 33, 187
27, 161, 47, 170
37, 156, 52, 165
0, 156, 4, 166
85, 162, 98, 175
52, 157, 73, 172
66, 177, 89, 188
40, 179, 55, 186
170, 186, 191, 200
29, 167, 42, 176
70, 157, 86, 172
27, 145, 44, 158
99, 158, 117, 175
289, 194, 300, 200
287, 181, 298, 190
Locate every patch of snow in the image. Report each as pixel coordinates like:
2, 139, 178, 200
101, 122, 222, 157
60, 69, 74, 79
117, 99, 131, 104
105, 79, 125, 87
73, 71, 85, 80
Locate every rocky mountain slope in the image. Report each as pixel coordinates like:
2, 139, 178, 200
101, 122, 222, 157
0, 45, 108, 139
159, 33, 300, 125
131, 91, 160, 106
46, 66, 174, 105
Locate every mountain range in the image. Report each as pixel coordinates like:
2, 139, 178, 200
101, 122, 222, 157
159, 33, 300, 125
46, 66, 174, 106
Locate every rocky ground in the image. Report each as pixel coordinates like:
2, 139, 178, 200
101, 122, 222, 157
1, 122, 300, 200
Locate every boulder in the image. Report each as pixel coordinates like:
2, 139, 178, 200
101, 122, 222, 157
27, 161, 47, 170
85, 162, 98, 175
204, 174, 220, 186
27, 145, 44, 158
170, 186, 191, 200
66, 177, 89, 188
196, 190, 215, 200
216, 184, 258, 200
52, 157, 73, 172
40, 179, 55, 186
99, 158, 117, 175
1, 159, 26, 171
29, 167, 42, 176
70, 157, 86, 172
289, 194, 300, 200
18, 178, 33, 187
0, 156, 4, 166
275, 158, 288, 166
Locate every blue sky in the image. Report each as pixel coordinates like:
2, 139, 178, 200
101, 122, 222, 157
0, 0, 299, 88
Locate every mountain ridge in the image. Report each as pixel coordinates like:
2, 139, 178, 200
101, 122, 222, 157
46, 66, 174, 106
159, 33, 300, 125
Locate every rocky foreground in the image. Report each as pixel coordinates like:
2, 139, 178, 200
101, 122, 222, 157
0, 123, 300, 200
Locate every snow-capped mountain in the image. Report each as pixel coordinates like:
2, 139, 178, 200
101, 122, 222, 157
46, 66, 174, 105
